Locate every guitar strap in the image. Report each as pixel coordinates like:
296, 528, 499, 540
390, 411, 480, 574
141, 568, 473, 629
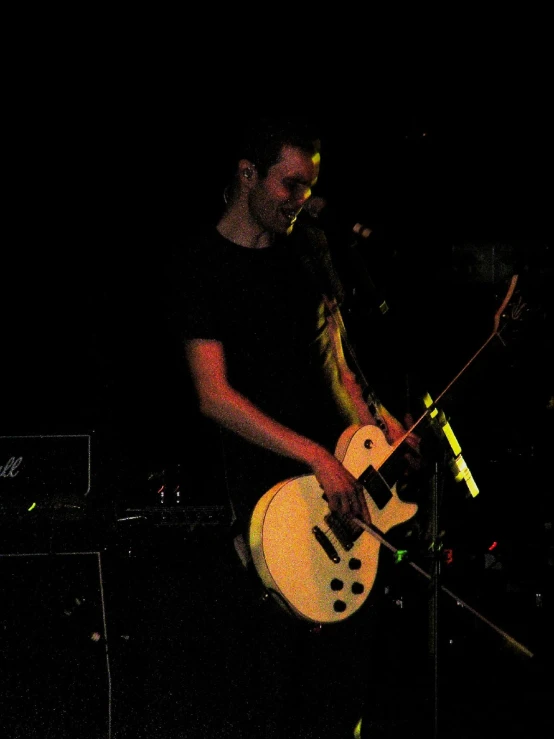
299, 225, 388, 432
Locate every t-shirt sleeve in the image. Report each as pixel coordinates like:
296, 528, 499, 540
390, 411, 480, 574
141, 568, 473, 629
166, 242, 222, 344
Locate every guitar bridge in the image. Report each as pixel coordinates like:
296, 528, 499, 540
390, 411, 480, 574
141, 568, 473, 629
324, 512, 363, 552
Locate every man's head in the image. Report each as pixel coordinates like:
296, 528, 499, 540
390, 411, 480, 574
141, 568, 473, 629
236, 117, 321, 179
227, 117, 322, 237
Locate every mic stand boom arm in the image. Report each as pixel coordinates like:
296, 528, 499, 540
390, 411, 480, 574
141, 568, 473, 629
352, 517, 534, 659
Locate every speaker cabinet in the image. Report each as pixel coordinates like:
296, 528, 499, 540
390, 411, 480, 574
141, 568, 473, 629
0, 551, 110, 739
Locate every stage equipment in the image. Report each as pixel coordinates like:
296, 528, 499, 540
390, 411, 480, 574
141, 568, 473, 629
0, 550, 112, 738
0, 433, 91, 519
112, 463, 231, 531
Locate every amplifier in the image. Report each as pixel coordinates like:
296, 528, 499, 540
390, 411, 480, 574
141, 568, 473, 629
112, 462, 231, 530
0, 550, 110, 738
116, 504, 231, 528
0, 434, 91, 518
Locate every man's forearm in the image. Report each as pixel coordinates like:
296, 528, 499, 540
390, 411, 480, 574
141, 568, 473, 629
198, 385, 326, 468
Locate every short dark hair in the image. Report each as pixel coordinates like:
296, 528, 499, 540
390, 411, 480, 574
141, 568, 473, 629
235, 116, 321, 179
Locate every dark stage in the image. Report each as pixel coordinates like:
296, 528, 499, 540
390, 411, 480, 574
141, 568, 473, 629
0, 498, 552, 739
3, 79, 554, 737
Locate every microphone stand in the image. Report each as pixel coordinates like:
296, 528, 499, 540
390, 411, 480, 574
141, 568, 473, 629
353, 510, 532, 736
428, 451, 446, 738
352, 515, 535, 658
338, 238, 531, 735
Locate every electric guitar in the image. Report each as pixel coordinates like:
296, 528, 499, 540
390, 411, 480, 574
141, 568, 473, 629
249, 424, 417, 623
248, 274, 530, 624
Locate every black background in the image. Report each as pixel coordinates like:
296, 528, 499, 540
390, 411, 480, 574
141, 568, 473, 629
2, 31, 553, 738
5, 58, 552, 477
5, 56, 553, 612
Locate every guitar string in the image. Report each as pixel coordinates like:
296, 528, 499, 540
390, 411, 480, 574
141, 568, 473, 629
327, 275, 521, 471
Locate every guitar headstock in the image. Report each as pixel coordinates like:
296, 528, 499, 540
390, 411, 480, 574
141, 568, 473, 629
493, 274, 531, 347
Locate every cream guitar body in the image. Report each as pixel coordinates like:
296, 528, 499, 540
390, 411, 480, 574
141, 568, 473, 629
249, 424, 418, 623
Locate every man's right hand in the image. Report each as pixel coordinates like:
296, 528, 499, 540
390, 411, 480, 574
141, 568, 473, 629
311, 447, 372, 526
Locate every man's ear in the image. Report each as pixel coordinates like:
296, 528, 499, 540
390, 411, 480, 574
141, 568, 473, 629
239, 160, 256, 181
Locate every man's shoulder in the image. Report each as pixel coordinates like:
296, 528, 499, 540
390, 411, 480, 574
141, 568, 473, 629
168, 226, 222, 267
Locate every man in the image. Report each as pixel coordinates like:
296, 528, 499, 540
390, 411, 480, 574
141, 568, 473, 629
169, 117, 422, 738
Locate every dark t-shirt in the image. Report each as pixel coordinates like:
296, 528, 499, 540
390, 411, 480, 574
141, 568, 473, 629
169, 224, 358, 528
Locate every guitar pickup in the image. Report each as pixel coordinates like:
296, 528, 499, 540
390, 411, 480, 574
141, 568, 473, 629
312, 525, 340, 563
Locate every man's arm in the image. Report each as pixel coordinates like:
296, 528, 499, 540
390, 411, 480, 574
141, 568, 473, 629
326, 299, 421, 458
184, 338, 368, 519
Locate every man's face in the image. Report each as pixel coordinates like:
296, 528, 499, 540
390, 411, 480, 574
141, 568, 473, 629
248, 145, 320, 235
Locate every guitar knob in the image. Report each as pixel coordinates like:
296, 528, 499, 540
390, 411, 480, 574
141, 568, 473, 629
330, 578, 344, 591
349, 558, 362, 570
351, 582, 364, 595
333, 600, 347, 613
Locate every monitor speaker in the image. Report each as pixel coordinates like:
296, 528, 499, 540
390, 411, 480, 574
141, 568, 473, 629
0, 551, 111, 739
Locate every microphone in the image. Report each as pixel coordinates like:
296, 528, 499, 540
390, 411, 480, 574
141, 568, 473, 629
302, 196, 389, 318
303, 196, 373, 241
352, 222, 372, 240
303, 195, 327, 219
